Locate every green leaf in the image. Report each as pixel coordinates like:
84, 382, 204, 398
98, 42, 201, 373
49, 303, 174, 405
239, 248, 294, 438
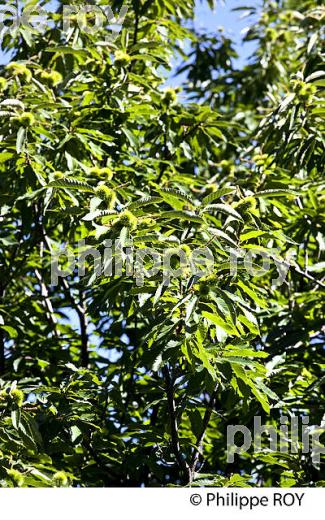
0, 325, 18, 338
202, 311, 239, 336
47, 179, 95, 193
11, 409, 21, 429
202, 187, 236, 206
16, 127, 26, 153
240, 230, 267, 242
201, 203, 243, 221
188, 409, 203, 438
158, 188, 194, 210
159, 210, 203, 223
45, 46, 89, 58
128, 196, 162, 210
236, 281, 268, 309
254, 189, 299, 198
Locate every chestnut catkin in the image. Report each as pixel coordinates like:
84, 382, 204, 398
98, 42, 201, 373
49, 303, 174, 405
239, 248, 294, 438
40, 70, 63, 87
6, 62, 32, 82
114, 50, 132, 67
0, 77, 7, 91
52, 471, 68, 487
10, 389, 24, 407
95, 185, 116, 209
7, 469, 25, 487
13, 112, 35, 127
118, 210, 138, 230
90, 167, 114, 181
162, 87, 178, 107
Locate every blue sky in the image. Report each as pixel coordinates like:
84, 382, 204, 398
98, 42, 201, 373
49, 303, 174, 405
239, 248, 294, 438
194, 0, 257, 65
164, 0, 258, 87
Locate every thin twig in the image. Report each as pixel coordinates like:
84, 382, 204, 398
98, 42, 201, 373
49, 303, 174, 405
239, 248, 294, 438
283, 260, 325, 289
60, 278, 89, 367
34, 268, 59, 337
189, 383, 219, 484
162, 365, 190, 480
0, 283, 4, 374
133, 0, 140, 46
77, 290, 89, 368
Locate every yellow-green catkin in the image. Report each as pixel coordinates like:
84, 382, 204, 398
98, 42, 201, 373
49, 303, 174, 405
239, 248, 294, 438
95, 185, 117, 209
0, 77, 7, 91
162, 87, 178, 107
6, 62, 32, 82
10, 389, 24, 407
118, 210, 138, 230
40, 70, 63, 87
90, 166, 114, 181
52, 471, 68, 487
13, 112, 35, 127
114, 50, 132, 67
7, 469, 25, 487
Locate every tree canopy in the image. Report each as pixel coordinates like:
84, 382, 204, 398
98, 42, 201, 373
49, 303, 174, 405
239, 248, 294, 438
0, 0, 324, 487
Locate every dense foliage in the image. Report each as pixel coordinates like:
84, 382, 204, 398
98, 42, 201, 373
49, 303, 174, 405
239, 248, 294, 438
0, 0, 324, 487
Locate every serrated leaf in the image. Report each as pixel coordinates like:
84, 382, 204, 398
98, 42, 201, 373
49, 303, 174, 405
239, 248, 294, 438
240, 230, 267, 242
128, 196, 162, 210
0, 325, 18, 338
202, 203, 243, 221
279, 93, 295, 112
16, 127, 26, 153
11, 409, 21, 429
45, 46, 89, 58
160, 210, 203, 223
48, 178, 95, 193
202, 311, 239, 336
158, 188, 194, 210
307, 32, 318, 54
237, 280, 268, 309
254, 189, 299, 198
202, 187, 236, 206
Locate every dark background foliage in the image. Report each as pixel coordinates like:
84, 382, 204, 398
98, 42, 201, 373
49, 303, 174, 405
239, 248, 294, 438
0, 0, 324, 487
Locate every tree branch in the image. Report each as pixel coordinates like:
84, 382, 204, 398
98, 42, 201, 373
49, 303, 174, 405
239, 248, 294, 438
133, 0, 140, 46
60, 279, 89, 368
283, 260, 325, 289
0, 326, 4, 375
162, 365, 190, 480
189, 383, 219, 483
34, 268, 59, 337
76, 290, 89, 368
157, 122, 202, 183
0, 283, 4, 375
